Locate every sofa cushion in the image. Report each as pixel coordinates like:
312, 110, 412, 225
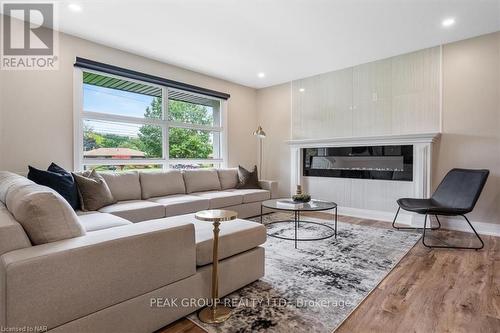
6, 183, 85, 245
140, 170, 185, 199
192, 191, 243, 209
195, 218, 266, 266
225, 188, 271, 203
217, 168, 239, 190
77, 212, 132, 232
149, 194, 209, 217
99, 200, 165, 223
183, 169, 221, 194
159, 214, 266, 266
100, 171, 142, 201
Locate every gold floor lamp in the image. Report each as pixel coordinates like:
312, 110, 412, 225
253, 125, 266, 176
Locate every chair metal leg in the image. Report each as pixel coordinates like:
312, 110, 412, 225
422, 214, 484, 250
434, 215, 442, 229
422, 214, 429, 246
391, 207, 401, 229
392, 207, 440, 230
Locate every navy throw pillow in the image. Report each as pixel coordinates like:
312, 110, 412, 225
27, 163, 80, 210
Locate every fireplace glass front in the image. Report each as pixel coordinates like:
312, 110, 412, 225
303, 145, 413, 181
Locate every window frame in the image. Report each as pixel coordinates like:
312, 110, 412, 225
73, 67, 228, 171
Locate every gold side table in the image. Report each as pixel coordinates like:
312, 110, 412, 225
195, 209, 237, 324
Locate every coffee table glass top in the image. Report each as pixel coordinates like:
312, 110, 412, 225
262, 199, 337, 211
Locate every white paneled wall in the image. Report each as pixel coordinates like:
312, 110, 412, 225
390, 47, 441, 134
290, 47, 441, 220
300, 176, 414, 213
352, 58, 393, 136
292, 68, 353, 139
291, 47, 441, 139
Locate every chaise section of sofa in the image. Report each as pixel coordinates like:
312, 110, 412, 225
155, 213, 267, 266
0, 220, 196, 330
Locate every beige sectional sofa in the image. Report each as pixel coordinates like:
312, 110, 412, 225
0, 169, 277, 332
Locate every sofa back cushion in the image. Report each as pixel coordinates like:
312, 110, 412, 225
0, 171, 33, 203
183, 169, 221, 194
217, 168, 239, 190
6, 183, 85, 245
0, 172, 34, 253
140, 170, 185, 199
0, 202, 32, 255
100, 171, 141, 201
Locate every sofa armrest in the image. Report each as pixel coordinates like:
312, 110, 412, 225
0, 219, 196, 330
259, 180, 279, 198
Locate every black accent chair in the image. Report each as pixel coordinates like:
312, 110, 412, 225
392, 168, 489, 250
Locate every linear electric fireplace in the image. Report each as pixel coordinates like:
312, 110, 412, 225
303, 145, 413, 181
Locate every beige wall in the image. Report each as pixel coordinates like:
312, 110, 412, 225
436, 32, 500, 224
0, 63, 3, 170
256, 83, 291, 197
0, 17, 257, 173
257, 31, 500, 226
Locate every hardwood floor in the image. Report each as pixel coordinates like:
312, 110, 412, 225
158, 214, 500, 333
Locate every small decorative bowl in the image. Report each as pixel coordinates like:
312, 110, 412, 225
292, 194, 311, 203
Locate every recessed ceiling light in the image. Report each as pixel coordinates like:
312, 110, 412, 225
68, 3, 82, 12
299, 88, 305, 92
257, 72, 265, 78
441, 18, 455, 27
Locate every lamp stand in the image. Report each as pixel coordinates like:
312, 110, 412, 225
259, 138, 263, 178
253, 125, 266, 178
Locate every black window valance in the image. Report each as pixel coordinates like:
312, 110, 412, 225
74, 57, 230, 100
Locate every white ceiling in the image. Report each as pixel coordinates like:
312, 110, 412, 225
5, 0, 500, 88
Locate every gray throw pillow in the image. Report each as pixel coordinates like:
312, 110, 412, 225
236, 165, 261, 189
73, 170, 116, 211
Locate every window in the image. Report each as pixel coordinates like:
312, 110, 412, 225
75, 70, 225, 171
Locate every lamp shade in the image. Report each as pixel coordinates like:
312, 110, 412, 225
253, 125, 266, 138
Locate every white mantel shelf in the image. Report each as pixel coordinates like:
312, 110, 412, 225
286, 132, 441, 147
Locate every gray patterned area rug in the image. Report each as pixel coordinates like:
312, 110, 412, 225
189, 212, 421, 333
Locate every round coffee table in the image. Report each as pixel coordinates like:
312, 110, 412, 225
260, 199, 338, 248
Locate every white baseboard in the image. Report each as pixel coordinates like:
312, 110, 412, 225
337, 206, 412, 225
338, 206, 500, 237
430, 216, 500, 237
